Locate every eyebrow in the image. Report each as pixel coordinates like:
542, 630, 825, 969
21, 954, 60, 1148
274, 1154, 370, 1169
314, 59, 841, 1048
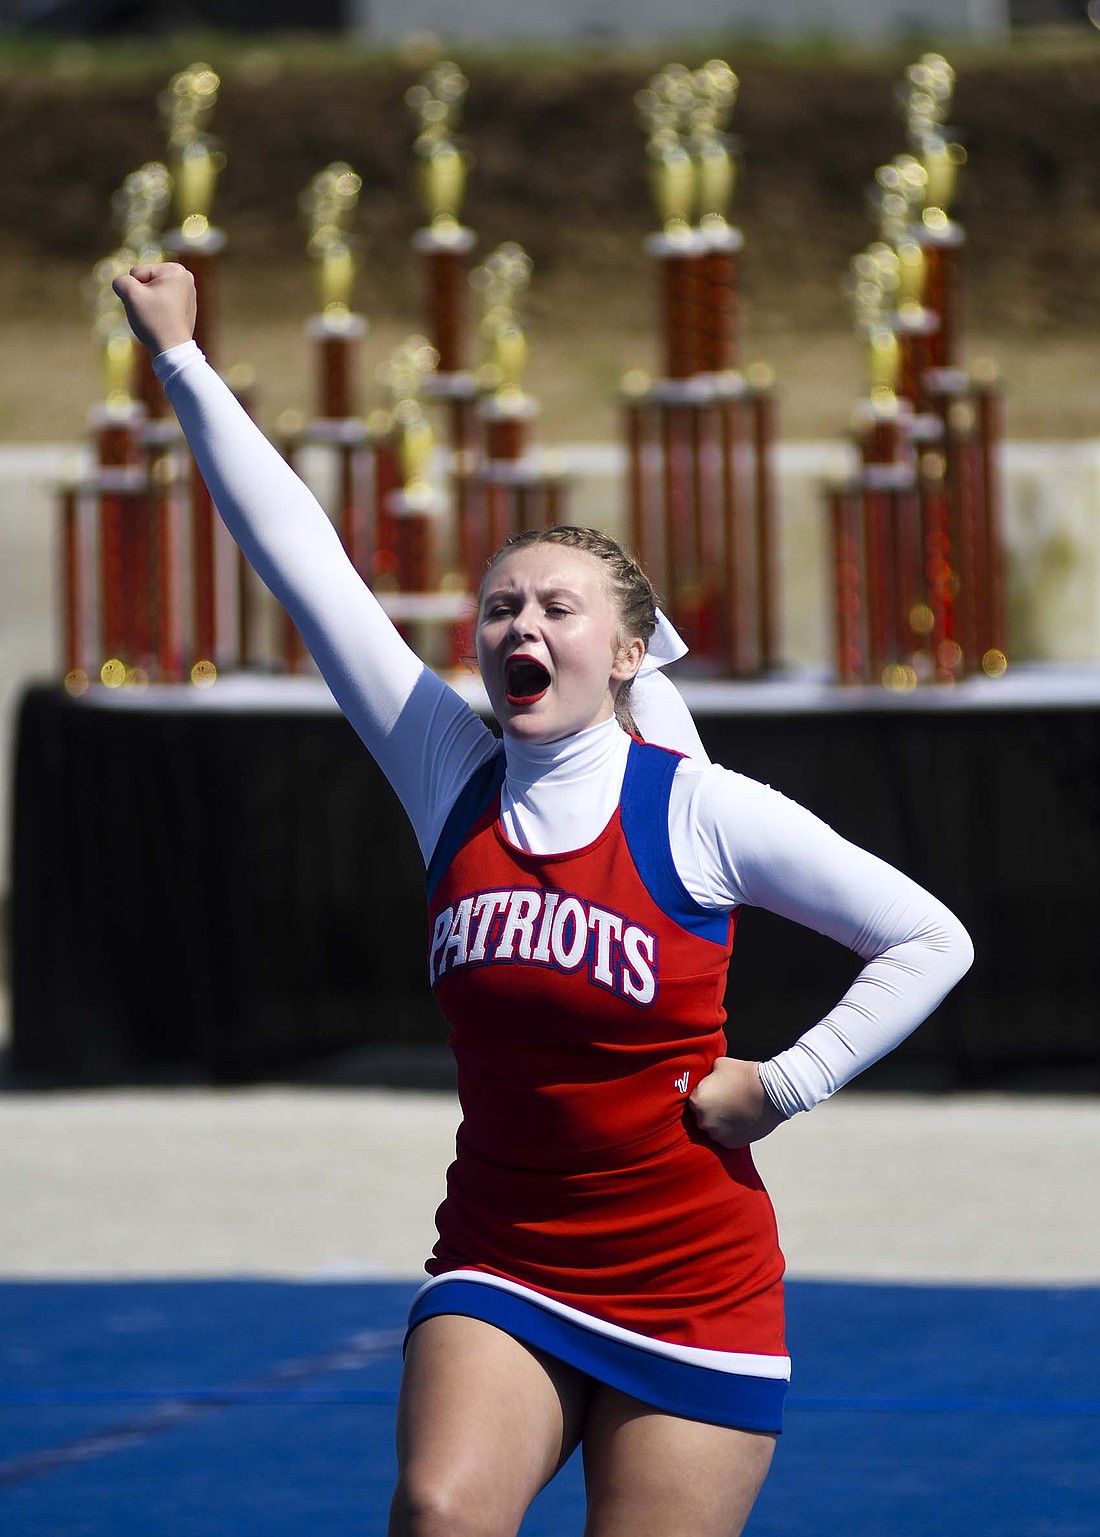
481, 585, 588, 605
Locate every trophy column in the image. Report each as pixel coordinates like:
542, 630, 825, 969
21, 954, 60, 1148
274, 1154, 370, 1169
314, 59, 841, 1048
121, 159, 185, 683
825, 51, 1006, 688
635, 70, 708, 632
305, 163, 371, 572
407, 62, 480, 461
160, 63, 232, 683
90, 321, 147, 685
407, 61, 481, 608
373, 337, 468, 669
468, 244, 565, 569
628, 60, 776, 676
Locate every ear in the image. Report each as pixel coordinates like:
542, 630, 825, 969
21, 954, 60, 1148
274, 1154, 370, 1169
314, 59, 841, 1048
610, 636, 646, 685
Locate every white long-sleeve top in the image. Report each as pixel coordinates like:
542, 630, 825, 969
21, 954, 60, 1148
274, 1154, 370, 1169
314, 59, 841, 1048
154, 342, 974, 1115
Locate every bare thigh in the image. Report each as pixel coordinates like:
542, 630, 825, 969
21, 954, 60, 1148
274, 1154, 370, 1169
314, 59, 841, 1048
580, 1385, 776, 1537
387, 1314, 592, 1537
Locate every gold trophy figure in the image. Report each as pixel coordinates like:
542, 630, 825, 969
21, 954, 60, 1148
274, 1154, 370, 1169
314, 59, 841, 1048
302, 162, 367, 422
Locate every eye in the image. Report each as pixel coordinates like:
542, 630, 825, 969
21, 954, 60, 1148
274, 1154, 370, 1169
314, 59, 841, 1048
545, 603, 571, 618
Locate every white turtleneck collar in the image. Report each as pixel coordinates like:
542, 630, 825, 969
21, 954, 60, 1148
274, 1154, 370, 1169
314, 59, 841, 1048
498, 715, 632, 855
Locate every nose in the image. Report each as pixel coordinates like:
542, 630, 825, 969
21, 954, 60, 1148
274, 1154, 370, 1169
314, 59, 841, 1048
508, 601, 540, 641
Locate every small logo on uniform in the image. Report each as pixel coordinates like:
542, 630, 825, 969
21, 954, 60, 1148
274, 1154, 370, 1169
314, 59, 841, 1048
674, 1071, 690, 1094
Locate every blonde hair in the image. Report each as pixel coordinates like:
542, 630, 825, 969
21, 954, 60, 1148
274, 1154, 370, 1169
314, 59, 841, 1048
480, 526, 658, 733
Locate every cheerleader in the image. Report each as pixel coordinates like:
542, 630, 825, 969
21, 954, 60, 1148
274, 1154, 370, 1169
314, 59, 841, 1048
115, 263, 972, 1537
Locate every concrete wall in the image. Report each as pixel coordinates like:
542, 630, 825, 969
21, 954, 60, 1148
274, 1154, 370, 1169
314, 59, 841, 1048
349, 0, 1009, 42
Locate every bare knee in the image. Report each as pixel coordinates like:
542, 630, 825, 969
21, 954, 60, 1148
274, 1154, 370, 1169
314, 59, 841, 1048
388, 1470, 519, 1537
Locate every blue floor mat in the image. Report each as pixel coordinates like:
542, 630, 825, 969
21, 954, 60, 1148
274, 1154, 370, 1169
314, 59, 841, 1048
1, 1279, 1097, 1536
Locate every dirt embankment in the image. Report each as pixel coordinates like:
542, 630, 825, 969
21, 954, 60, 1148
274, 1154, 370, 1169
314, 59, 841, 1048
2, 51, 1100, 335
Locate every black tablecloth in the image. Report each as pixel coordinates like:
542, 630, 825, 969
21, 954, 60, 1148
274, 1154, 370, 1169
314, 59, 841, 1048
9, 682, 1100, 1086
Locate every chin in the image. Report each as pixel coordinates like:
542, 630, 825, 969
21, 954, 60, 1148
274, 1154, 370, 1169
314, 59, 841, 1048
501, 713, 558, 742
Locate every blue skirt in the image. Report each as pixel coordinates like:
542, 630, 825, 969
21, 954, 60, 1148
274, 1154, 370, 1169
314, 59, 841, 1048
406, 1272, 789, 1434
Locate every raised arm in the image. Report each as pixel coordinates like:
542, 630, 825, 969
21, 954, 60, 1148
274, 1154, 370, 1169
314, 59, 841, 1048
671, 763, 974, 1145
114, 263, 496, 858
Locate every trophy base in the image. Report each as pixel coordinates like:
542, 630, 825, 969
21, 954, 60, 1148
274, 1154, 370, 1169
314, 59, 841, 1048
163, 227, 228, 257
644, 229, 709, 260
305, 312, 368, 341
412, 223, 477, 255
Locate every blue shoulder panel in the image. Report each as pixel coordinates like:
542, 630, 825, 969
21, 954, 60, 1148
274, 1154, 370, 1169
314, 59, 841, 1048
426, 746, 507, 900
620, 739, 731, 945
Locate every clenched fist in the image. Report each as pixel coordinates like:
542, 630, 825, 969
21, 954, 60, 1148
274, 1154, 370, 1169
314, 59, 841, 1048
689, 1056, 787, 1148
112, 262, 196, 358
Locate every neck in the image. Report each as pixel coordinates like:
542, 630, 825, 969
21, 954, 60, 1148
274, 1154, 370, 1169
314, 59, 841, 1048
503, 715, 624, 784
496, 716, 631, 854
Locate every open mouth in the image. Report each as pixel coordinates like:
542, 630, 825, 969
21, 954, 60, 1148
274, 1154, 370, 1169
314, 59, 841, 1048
504, 655, 551, 706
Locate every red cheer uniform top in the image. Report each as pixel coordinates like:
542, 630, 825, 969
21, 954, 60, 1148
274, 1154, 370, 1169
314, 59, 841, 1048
424, 738, 787, 1360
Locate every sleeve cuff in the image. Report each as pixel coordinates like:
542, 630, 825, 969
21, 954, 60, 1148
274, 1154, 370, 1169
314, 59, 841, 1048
152, 339, 204, 385
757, 1058, 805, 1118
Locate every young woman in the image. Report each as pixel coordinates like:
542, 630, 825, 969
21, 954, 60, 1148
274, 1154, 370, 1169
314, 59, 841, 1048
115, 263, 973, 1537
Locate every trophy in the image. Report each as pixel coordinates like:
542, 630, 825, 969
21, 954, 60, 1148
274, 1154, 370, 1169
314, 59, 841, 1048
62, 151, 186, 692
302, 162, 367, 422
296, 163, 372, 583
160, 62, 232, 678
903, 54, 967, 374
85, 251, 149, 686
473, 242, 536, 462
113, 160, 172, 419
638, 66, 709, 382
388, 345, 441, 598
625, 61, 778, 677
872, 156, 937, 414
905, 57, 1005, 678
407, 62, 479, 455
58, 473, 89, 692
374, 338, 470, 667
838, 244, 928, 688
690, 60, 742, 376
115, 159, 187, 681
460, 244, 565, 584
377, 338, 439, 591
161, 63, 226, 359
827, 52, 1005, 687
634, 68, 709, 635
